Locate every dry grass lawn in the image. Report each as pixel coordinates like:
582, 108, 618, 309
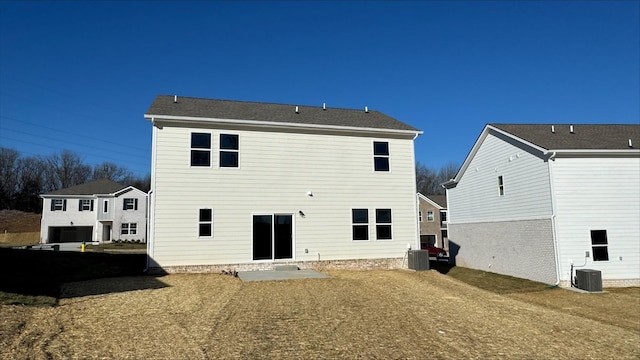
2, 270, 638, 359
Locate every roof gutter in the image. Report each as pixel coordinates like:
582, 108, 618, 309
548, 149, 640, 156
144, 114, 423, 137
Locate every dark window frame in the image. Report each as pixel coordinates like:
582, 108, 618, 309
191, 132, 212, 167
373, 141, 390, 172
199, 208, 213, 237
219, 134, 239, 168
352, 208, 369, 241
590, 230, 609, 261
51, 199, 66, 211
123, 198, 138, 210
79, 199, 93, 212
375, 208, 392, 240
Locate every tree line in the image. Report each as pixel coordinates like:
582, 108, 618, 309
415, 161, 459, 195
1, 146, 458, 213
0, 147, 150, 213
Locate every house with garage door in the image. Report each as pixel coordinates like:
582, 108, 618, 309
40, 179, 148, 243
144, 95, 422, 272
443, 123, 640, 287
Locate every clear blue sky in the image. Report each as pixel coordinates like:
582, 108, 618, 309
1, 1, 638, 177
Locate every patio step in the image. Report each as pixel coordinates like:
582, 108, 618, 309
274, 265, 299, 271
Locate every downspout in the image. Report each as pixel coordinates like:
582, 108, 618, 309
144, 117, 158, 273
547, 151, 562, 286
144, 189, 153, 272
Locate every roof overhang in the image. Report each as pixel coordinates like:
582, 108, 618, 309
547, 149, 640, 157
144, 114, 423, 139
417, 193, 446, 209
443, 124, 640, 190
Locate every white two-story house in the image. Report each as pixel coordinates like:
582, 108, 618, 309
40, 179, 148, 243
145, 95, 422, 272
444, 124, 640, 287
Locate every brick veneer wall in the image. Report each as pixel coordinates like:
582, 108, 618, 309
148, 257, 406, 275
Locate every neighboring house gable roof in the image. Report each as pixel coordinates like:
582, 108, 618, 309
444, 123, 640, 189
417, 193, 447, 209
490, 124, 640, 150
43, 179, 128, 196
145, 95, 421, 134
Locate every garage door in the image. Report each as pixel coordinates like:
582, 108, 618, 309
48, 226, 93, 243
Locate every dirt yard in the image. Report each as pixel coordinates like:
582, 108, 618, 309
0, 210, 41, 246
1, 270, 638, 359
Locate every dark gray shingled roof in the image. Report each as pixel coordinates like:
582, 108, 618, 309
425, 194, 447, 208
145, 95, 420, 132
44, 179, 128, 196
490, 124, 640, 150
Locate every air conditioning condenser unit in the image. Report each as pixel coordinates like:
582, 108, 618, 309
575, 269, 602, 292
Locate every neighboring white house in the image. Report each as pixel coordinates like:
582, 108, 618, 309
40, 179, 148, 243
444, 124, 640, 287
144, 95, 422, 272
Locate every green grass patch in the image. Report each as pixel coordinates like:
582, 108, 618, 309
430, 261, 550, 294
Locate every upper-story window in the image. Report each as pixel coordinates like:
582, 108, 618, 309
418, 211, 423, 222
123, 198, 138, 210
103, 200, 109, 213
79, 199, 93, 211
51, 199, 66, 211
191, 133, 211, 167
373, 141, 389, 171
498, 175, 505, 196
440, 211, 447, 222
220, 134, 239, 167
427, 210, 434, 222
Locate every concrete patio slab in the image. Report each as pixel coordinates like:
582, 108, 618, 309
237, 269, 330, 282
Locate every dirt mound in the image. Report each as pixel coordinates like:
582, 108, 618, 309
0, 210, 41, 233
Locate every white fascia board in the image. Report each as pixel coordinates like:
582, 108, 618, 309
549, 149, 640, 157
444, 125, 490, 187
112, 186, 140, 197
144, 114, 423, 137
417, 193, 445, 209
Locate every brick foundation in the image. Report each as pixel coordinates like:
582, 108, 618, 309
148, 257, 406, 275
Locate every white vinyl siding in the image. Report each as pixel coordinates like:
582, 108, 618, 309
552, 157, 640, 283
150, 126, 418, 267
448, 130, 553, 223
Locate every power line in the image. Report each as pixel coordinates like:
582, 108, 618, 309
0, 134, 150, 171
0, 126, 149, 162
0, 115, 149, 152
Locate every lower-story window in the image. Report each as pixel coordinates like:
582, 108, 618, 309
376, 208, 392, 240
352, 209, 369, 241
199, 208, 213, 237
121, 223, 137, 235
590, 230, 609, 261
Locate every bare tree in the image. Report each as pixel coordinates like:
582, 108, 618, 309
0, 147, 148, 212
0, 147, 20, 209
92, 162, 132, 183
15, 156, 47, 212
47, 150, 91, 190
416, 161, 460, 195
121, 173, 151, 192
